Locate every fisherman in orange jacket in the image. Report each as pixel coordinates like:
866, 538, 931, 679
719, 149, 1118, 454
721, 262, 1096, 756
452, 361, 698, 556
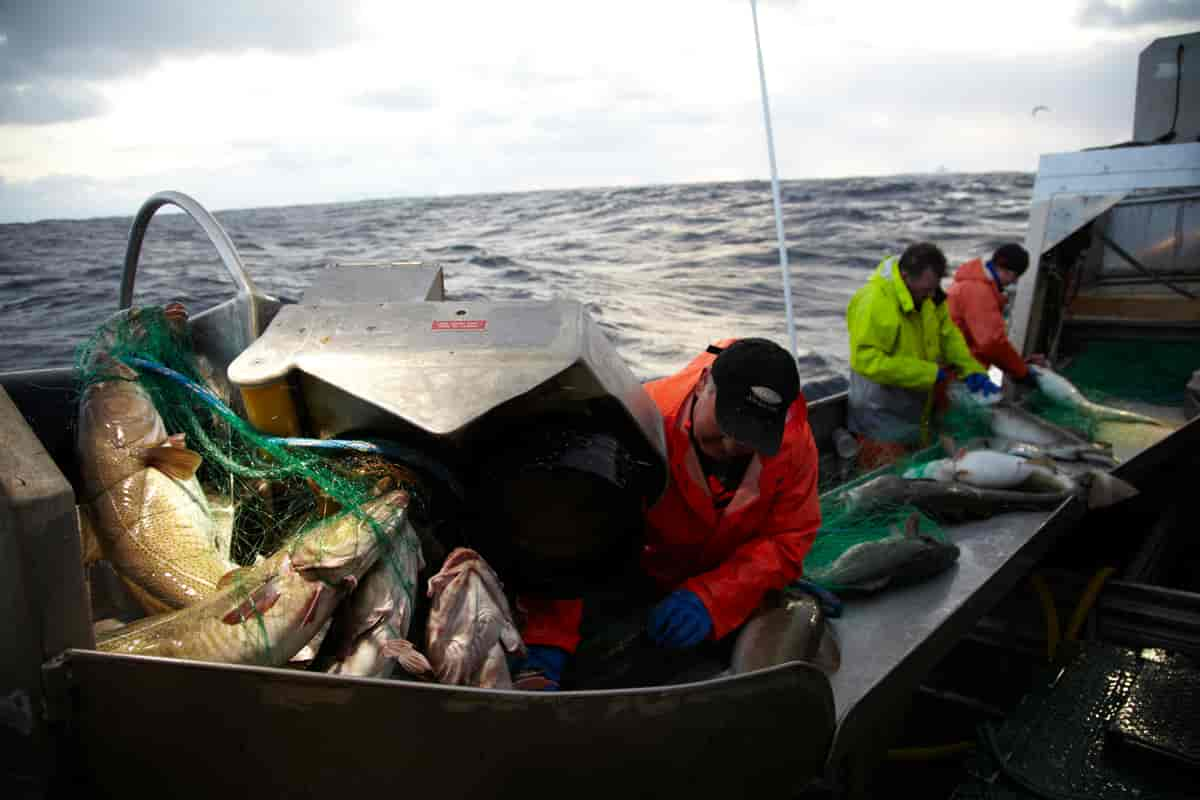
514, 338, 822, 689
946, 243, 1046, 384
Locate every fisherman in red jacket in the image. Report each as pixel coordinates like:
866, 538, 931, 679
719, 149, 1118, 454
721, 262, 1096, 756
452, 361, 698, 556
946, 243, 1046, 384
514, 338, 822, 689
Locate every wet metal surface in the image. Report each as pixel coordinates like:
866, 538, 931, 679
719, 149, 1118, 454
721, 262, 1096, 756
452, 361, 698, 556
826, 508, 1070, 769
955, 642, 1196, 798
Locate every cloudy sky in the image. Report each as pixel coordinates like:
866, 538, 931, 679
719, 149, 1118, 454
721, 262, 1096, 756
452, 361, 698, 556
0, 0, 1197, 222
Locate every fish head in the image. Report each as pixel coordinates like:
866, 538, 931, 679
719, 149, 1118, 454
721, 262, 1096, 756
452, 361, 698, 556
77, 370, 169, 493
427, 548, 506, 602
290, 490, 411, 586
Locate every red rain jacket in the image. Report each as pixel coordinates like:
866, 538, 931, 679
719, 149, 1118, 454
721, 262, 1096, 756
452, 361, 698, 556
946, 258, 1029, 378
520, 339, 822, 650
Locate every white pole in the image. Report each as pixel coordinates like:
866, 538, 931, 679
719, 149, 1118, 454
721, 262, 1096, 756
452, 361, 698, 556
749, 0, 798, 359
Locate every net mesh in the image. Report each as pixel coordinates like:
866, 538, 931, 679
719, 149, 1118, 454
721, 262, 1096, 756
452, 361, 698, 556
75, 307, 422, 590
1060, 338, 1200, 407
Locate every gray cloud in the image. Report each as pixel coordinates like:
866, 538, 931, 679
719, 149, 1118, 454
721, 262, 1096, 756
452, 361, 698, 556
0, 1, 364, 125
0, 80, 106, 123
352, 89, 436, 113
1079, 0, 1200, 27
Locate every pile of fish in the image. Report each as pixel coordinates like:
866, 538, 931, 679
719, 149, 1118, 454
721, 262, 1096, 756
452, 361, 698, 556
78, 312, 526, 689
810, 371, 1151, 595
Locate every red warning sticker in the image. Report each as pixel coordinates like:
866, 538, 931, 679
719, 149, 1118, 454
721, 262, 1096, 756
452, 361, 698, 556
432, 320, 487, 331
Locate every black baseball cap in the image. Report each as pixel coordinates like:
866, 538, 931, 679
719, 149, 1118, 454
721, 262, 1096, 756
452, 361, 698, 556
709, 338, 800, 457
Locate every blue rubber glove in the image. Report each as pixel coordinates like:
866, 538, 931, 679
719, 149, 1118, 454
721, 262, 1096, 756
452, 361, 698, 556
964, 372, 1002, 397
935, 367, 948, 384
512, 645, 568, 690
647, 590, 712, 648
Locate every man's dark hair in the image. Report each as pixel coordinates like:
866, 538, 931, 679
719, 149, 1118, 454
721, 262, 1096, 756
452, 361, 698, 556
992, 243, 1030, 275
898, 242, 948, 278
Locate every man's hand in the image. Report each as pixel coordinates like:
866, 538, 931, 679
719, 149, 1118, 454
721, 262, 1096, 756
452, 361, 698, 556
964, 372, 1002, 397
648, 590, 712, 648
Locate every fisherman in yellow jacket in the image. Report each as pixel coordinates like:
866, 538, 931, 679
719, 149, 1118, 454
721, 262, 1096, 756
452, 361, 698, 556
846, 242, 997, 469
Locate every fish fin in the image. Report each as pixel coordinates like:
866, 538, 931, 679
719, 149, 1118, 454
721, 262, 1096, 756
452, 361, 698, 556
301, 586, 325, 628
1086, 472, 1140, 509
954, 447, 968, 462
218, 566, 252, 589
145, 442, 203, 480
382, 639, 436, 679
222, 579, 281, 625
904, 513, 920, 538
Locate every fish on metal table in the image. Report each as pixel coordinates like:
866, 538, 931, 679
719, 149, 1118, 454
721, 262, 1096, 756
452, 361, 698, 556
805, 513, 960, 594
425, 547, 525, 689
990, 403, 1089, 448
730, 593, 841, 676
97, 490, 410, 666
999, 440, 1118, 468
1034, 368, 1165, 427
901, 437, 1137, 510
317, 503, 434, 680
842, 474, 1075, 523
77, 357, 236, 613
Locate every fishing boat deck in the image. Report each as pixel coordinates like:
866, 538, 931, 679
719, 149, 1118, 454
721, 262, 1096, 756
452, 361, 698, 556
1093, 400, 1188, 462
822, 507, 1075, 771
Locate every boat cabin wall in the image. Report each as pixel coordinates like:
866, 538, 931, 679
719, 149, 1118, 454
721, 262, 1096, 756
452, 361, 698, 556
1051, 196, 1200, 376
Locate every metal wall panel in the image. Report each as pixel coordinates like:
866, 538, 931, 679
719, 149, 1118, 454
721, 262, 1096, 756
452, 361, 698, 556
47, 652, 834, 800
1101, 198, 1200, 278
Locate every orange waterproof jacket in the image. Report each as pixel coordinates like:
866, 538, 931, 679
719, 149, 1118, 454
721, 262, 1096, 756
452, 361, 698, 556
947, 258, 1029, 378
520, 339, 822, 651
641, 340, 822, 640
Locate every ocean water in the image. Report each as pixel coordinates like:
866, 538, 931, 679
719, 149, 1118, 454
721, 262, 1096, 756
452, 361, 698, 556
0, 173, 1033, 391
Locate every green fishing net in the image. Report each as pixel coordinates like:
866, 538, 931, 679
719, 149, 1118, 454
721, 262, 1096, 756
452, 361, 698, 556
74, 307, 422, 591
1061, 338, 1200, 407
803, 395, 1075, 588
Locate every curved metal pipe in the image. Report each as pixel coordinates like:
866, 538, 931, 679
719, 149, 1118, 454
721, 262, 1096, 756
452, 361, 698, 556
120, 191, 262, 338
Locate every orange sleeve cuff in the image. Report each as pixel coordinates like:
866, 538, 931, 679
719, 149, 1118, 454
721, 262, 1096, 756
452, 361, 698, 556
516, 596, 584, 654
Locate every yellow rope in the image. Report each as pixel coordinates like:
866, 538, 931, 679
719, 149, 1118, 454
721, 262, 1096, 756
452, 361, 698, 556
1029, 572, 1060, 662
1066, 567, 1117, 642
886, 741, 976, 761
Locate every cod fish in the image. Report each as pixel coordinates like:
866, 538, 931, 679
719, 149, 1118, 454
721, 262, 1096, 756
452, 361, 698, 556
98, 491, 409, 665
990, 403, 1086, 448
903, 440, 1137, 510
318, 509, 434, 679
805, 514, 960, 594
426, 548, 525, 688
1001, 440, 1118, 468
1034, 368, 1165, 427
77, 359, 236, 612
843, 474, 1075, 524
903, 448, 1043, 489
730, 594, 841, 676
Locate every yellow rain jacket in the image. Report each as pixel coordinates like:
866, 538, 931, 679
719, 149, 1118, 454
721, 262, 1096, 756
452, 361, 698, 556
846, 255, 986, 444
